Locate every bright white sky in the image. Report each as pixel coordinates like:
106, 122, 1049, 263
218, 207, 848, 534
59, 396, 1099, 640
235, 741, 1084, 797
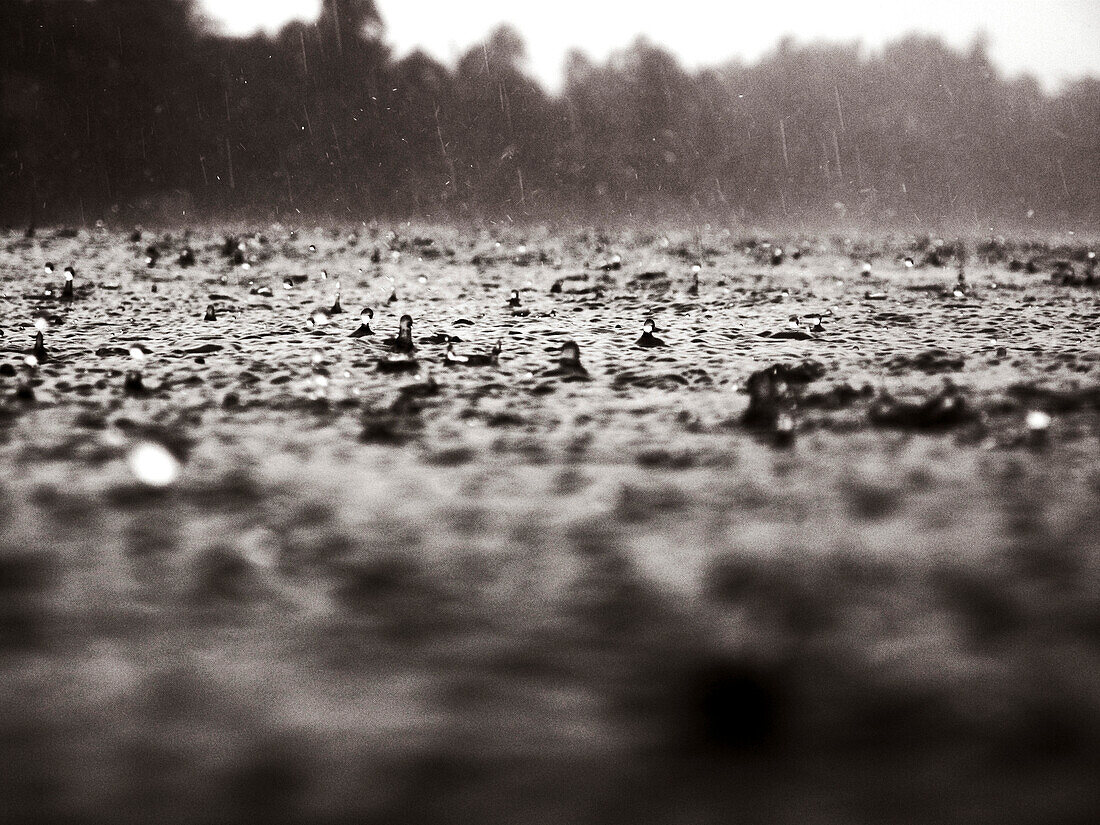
198, 0, 1100, 91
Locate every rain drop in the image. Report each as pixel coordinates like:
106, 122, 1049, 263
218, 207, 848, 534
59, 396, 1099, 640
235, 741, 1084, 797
127, 442, 180, 487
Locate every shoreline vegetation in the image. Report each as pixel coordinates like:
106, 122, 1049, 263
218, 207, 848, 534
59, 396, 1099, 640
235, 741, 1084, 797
2, 0, 1097, 227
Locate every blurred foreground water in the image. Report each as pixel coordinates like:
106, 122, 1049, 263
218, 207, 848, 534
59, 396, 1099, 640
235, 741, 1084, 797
1, 225, 1098, 823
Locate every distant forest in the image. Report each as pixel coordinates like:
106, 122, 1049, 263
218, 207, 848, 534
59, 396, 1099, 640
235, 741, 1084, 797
2, 0, 1097, 227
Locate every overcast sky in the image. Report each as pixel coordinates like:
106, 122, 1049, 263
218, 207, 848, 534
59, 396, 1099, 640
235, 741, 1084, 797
198, 0, 1100, 91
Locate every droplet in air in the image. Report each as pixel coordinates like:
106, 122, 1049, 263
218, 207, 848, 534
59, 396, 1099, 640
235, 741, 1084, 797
1026, 410, 1051, 432
127, 442, 180, 487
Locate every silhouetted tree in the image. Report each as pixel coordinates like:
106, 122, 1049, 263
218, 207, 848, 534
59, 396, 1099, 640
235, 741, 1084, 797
1, 0, 1096, 225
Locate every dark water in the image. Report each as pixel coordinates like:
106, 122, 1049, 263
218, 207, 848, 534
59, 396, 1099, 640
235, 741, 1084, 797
1, 225, 1099, 823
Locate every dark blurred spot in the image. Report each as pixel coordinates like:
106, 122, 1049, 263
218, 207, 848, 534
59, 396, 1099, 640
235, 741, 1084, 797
192, 547, 260, 602
0, 552, 55, 648
684, 658, 787, 753
230, 753, 308, 818
934, 566, 1022, 646
635, 448, 697, 469
423, 445, 476, 466
843, 479, 902, 520
614, 483, 688, 523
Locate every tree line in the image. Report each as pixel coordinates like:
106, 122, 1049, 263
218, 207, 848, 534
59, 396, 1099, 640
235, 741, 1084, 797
1, 0, 1096, 227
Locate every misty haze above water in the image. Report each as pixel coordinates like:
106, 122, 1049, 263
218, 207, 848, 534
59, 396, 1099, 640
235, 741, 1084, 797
2, 0, 1097, 227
